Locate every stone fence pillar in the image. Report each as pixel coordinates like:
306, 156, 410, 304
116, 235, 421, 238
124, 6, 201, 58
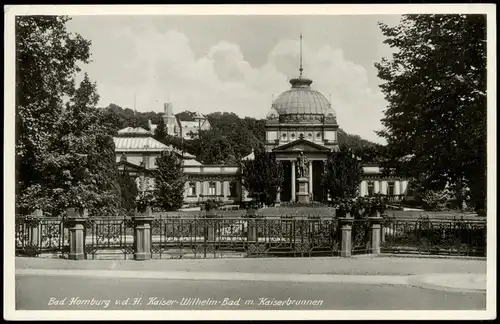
247, 219, 257, 242
134, 207, 154, 261
207, 220, 216, 242
67, 208, 88, 260
368, 216, 383, 255
28, 209, 43, 248
339, 216, 354, 257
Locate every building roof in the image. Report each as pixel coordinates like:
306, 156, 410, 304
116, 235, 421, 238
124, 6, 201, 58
183, 159, 203, 166
117, 127, 151, 137
114, 137, 171, 152
242, 149, 255, 161
273, 77, 335, 117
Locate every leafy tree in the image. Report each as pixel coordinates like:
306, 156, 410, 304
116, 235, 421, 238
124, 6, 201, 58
321, 145, 363, 201
337, 129, 377, 150
241, 151, 284, 206
197, 129, 237, 164
375, 14, 486, 212
153, 150, 187, 211
20, 74, 121, 215
118, 171, 138, 214
153, 117, 168, 143
16, 16, 91, 213
16, 17, 121, 215
176, 110, 196, 121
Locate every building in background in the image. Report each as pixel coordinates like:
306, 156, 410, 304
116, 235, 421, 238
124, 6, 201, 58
114, 126, 247, 206
263, 66, 409, 202
115, 37, 409, 206
149, 103, 211, 140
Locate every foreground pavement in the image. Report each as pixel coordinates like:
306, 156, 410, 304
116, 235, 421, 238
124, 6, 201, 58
14, 256, 488, 311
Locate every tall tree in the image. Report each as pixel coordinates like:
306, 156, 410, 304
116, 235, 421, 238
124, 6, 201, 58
375, 14, 486, 212
241, 151, 284, 206
17, 74, 121, 216
118, 170, 138, 214
16, 16, 91, 210
153, 117, 168, 143
321, 145, 363, 201
153, 150, 187, 211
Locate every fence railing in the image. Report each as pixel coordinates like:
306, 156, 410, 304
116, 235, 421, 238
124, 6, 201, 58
16, 209, 486, 260
15, 215, 69, 257
380, 216, 486, 257
15, 208, 381, 260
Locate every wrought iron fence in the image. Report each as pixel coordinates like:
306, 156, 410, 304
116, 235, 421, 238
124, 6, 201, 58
352, 219, 372, 254
15, 216, 69, 257
150, 217, 343, 259
381, 217, 486, 257
83, 217, 135, 260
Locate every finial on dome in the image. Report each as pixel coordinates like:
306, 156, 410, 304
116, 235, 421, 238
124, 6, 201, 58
299, 34, 303, 77
289, 34, 312, 88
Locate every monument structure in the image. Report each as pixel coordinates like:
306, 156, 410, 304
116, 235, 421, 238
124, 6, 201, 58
264, 35, 339, 202
114, 35, 410, 205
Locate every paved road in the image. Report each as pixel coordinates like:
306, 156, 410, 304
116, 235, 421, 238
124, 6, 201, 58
16, 274, 486, 310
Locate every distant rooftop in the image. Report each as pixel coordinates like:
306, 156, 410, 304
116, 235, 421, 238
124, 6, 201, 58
113, 137, 171, 152
117, 127, 151, 137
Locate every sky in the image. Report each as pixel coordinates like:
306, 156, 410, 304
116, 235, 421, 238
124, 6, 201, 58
66, 15, 402, 144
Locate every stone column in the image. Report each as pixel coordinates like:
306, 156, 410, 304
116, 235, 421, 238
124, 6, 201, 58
206, 219, 216, 241
222, 181, 228, 198
215, 181, 220, 198
381, 181, 388, 195
339, 217, 354, 257
29, 209, 43, 248
360, 180, 367, 197
247, 218, 257, 242
133, 207, 153, 261
309, 161, 313, 199
368, 216, 383, 254
66, 208, 88, 260
374, 181, 380, 194
394, 180, 400, 199
291, 160, 296, 202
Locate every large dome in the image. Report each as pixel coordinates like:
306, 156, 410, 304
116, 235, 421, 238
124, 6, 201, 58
272, 77, 335, 118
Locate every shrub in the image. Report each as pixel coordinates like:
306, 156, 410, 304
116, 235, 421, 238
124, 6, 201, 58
420, 189, 450, 211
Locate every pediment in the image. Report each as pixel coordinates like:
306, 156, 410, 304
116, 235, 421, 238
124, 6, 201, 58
272, 139, 330, 153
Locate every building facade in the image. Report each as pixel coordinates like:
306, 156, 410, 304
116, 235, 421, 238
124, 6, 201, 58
264, 69, 408, 202
114, 126, 246, 206
149, 103, 211, 140
114, 64, 409, 206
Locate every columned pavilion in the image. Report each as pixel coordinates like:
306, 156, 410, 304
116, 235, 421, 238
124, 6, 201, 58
264, 46, 339, 202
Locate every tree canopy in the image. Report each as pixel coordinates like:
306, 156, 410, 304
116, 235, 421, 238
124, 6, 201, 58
103, 104, 378, 165
375, 14, 486, 212
241, 151, 284, 207
321, 145, 363, 201
152, 150, 187, 211
16, 16, 121, 216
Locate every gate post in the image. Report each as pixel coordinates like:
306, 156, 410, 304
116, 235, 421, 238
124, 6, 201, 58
134, 207, 154, 261
368, 216, 383, 254
67, 208, 88, 260
28, 209, 43, 248
339, 217, 354, 257
246, 209, 257, 242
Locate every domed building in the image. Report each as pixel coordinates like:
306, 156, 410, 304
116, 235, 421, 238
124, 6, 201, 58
115, 36, 410, 208
265, 62, 341, 202
264, 45, 409, 203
